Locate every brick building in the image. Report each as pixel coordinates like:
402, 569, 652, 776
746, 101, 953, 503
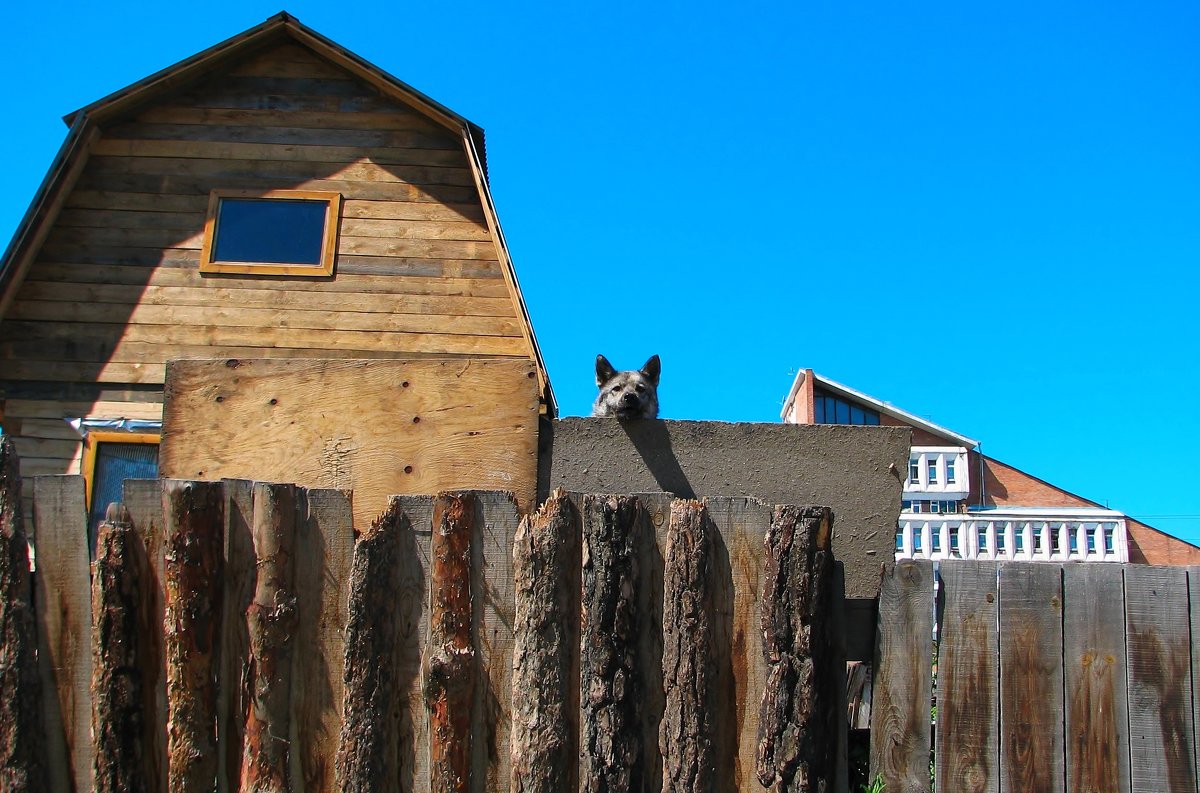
782, 368, 1200, 565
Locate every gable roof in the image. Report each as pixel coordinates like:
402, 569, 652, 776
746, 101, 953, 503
781, 368, 979, 448
0, 11, 556, 413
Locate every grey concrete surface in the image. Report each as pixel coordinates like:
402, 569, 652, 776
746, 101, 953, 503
539, 417, 910, 598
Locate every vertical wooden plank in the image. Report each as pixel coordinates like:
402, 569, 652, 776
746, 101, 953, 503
162, 479, 225, 793
470, 491, 520, 793
394, 494, 434, 793
240, 483, 299, 790
704, 496, 772, 793
336, 498, 406, 792
0, 435, 49, 791
870, 560, 933, 793
91, 504, 148, 793
998, 562, 1064, 793
31, 474, 93, 793
290, 487, 355, 793
579, 494, 643, 793
936, 560, 999, 793
659, 499, 717, 793
1124, 565, 1196, 793
756, 505, 836, 792
428, 492, 476, 793
1063, 564, 1130, 793
216, 479, 255, 793
1190, 566, 1200, 793
123, 478, 168, 793
511, 490, 580, 793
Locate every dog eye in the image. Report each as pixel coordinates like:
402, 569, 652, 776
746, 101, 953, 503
635, 384, 645, 393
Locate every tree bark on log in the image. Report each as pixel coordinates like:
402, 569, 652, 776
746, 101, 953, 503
427, 493, 475, 793
660, 499, 716, 793
756, 505, 835, 793
510, 490, 579, 793
0, 436, 48, 792
163, 480, 225, 793
335, 499, 404, 792
239, 484, 299, 793
580, 494, 642, 793
92, 504, 148, 793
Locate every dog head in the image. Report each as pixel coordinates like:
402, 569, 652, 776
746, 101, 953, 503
592, 354, 660, 419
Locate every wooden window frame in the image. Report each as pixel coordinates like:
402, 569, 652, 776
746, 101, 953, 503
199, 189, 342, 276
81, 431, 161, 510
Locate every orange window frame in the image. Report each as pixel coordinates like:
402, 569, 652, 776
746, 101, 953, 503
81, 431, 160, 510
199, 189, 342, 277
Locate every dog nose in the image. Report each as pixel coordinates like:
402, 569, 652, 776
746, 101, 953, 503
621, 393, 639, 406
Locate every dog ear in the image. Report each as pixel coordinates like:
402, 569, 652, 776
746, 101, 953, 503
595, 354, 617, 386
640, 354, 661, 386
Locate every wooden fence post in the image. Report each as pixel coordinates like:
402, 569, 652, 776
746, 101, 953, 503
511, 490, 580, 793
869, 560, 933, 793
579, 494, 643, 793
32, 474, 93, 793
162, 480, 224, 793
240, 483, 300, 792
123, 478, 168, 793
0, 436, 48, 792
290, 488, 355, 792
428, 493, 476, 793
935, 561, 999, 793
91, 504, 148, 793
336, 498, 405, 791
660, 499, 717, 793
756, 505, 835, 793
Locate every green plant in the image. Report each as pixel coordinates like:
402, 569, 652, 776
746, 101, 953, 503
860, 774, 886, 793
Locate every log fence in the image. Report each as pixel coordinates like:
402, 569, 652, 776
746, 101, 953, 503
0, 437, 839, 793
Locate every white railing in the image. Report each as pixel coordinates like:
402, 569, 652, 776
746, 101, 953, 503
896, 509, 1128, 563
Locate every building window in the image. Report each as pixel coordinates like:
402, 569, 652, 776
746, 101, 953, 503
949, 529, 960, 556
908, 459, 921, 485
83, 432, 160, 548
1085, 524, 1097, 553
813, 388, 881, 426
913, 531, 923, 552
978, 526, 988, 554
902, 500, 914, 512
927, 459, 939, 485
1050, 523, 1063, 553
896, 529, 904, 551
931, 530, 942, 553
995, 524, 1007, 553
1069, 524, 1079, 553
1014, 528, 1025, 553
945, 458, 956, 484
200, 190, 342, 276
1103, 524, 1115, 553
1033, 523, 1044, 552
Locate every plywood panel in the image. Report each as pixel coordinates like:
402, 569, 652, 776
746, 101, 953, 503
160, 358, 539, 529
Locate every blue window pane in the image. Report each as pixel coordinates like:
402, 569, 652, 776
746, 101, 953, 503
865, 412, 880, 425
850, 405, 864, 424
835, 400, 850, 424
89, 442, 158, 549
814, 397, 825, 423
214, 198, 328, 265
895, 530, 904, 551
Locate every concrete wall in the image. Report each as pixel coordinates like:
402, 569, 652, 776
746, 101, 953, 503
539, 418, 910, 598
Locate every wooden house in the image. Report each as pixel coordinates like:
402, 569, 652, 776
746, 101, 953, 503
0, 13, 553, 529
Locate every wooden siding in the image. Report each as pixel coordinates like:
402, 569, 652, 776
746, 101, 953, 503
0, 42, 532, 481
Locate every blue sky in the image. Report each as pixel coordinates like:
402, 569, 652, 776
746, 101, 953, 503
4, 1, 1198, 544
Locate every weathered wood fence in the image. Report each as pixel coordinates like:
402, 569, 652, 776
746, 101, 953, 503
0, 439, 843, 792
871, 559, 1200, 793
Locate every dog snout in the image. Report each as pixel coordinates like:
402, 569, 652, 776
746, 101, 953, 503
620, 393, 640, 407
